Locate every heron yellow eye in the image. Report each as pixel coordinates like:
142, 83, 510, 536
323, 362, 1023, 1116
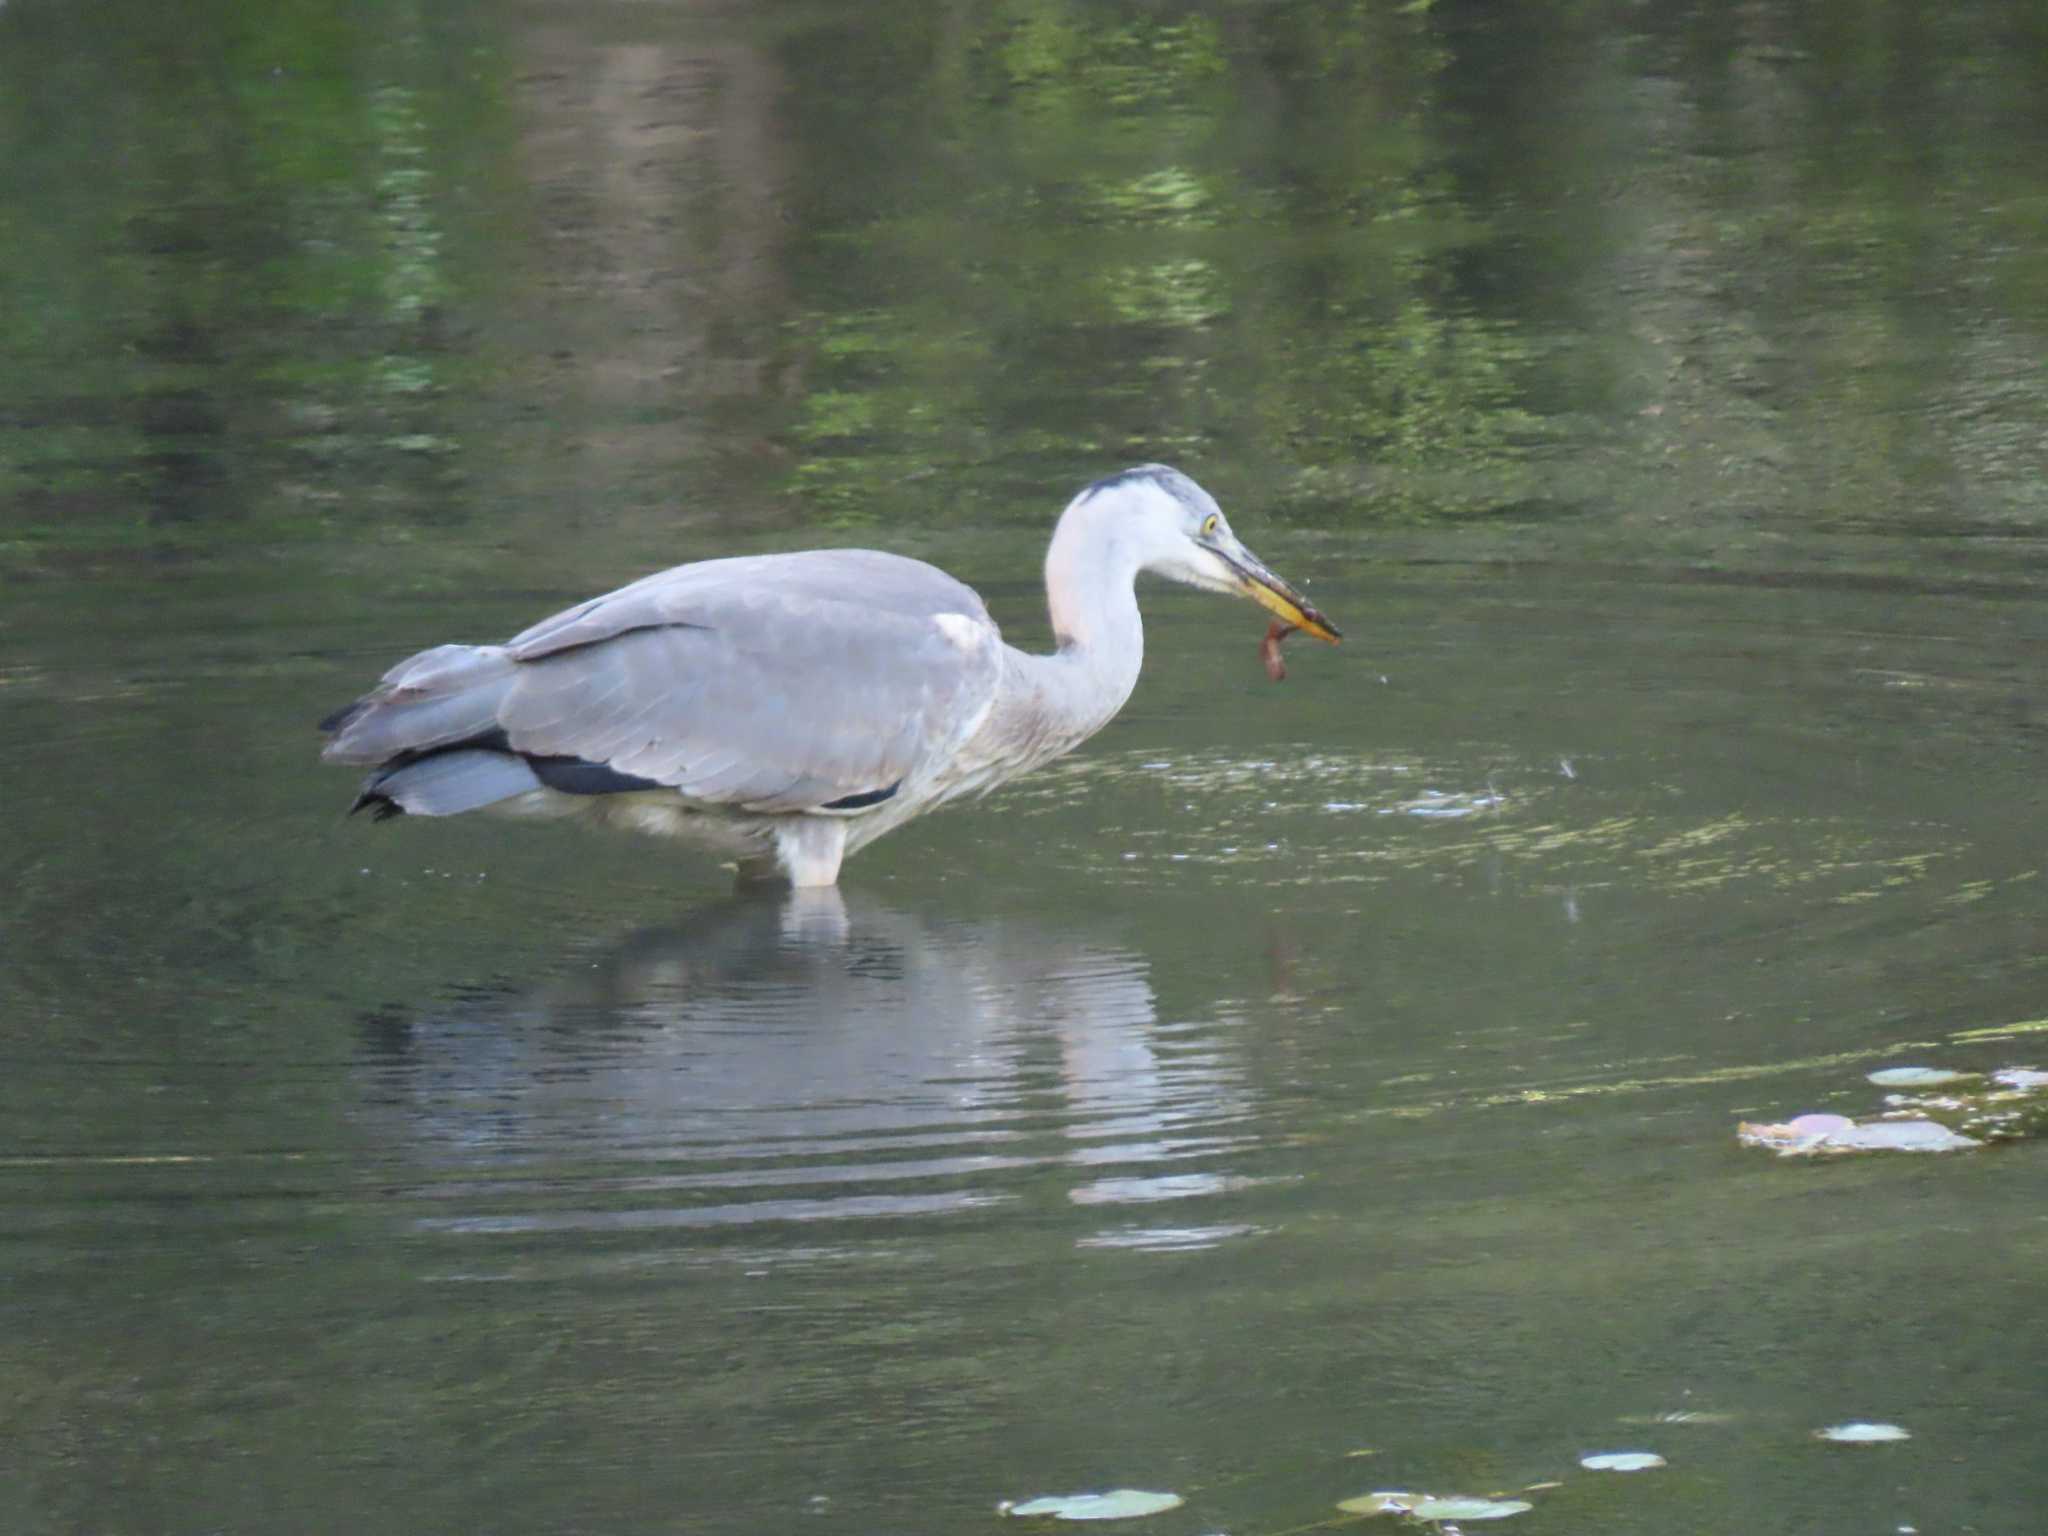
1201, 514, 1219, 537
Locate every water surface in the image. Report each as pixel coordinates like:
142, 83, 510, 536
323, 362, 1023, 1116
4, 1, 2047, 1532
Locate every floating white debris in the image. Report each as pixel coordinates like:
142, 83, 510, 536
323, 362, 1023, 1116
1867, 1067, 1972, 1088
1738, 1115, 1980, 1156
1993, 1068, 2048, 1089
1836, 1120, 1979, 1152
1815, 1422, 1910, 1444
1735, 1114, 1848, 1153
1336, 1491, 1427, 1517
1004, 1490, 1185, 1521
1409, 1497, 1532, 1521
1579, 1452, 1666, 1471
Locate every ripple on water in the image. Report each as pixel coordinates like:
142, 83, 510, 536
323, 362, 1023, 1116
1005, 747, 1962, 903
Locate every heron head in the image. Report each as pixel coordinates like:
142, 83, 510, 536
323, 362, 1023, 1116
1084, 464, 1342, 644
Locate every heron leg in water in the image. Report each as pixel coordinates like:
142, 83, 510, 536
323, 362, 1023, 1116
743, 817, 846, 888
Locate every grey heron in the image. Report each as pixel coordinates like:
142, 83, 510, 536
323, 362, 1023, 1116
320, 464, 1340, 886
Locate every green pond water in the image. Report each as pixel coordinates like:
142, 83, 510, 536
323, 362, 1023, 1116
3, 1, 2047, 1532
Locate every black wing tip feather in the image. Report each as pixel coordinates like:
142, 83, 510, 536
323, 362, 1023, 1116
336, 722, 669, 821
525, 757, 665, 796
822, 780, 901, 811
347, 786, 405, 821
319, 699, 369, 735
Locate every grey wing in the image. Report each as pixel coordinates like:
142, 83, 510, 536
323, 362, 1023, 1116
506, 549, 993, 654
323, 549, 1004, 815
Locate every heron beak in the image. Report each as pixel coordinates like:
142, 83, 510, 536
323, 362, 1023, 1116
1213, 536, 1342, 644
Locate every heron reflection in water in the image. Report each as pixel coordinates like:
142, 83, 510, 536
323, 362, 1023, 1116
354, 888, 1256, 1233
321, 465, 1339, 885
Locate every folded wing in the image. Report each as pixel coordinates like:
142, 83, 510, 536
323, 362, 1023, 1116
321, 550, 1004, 817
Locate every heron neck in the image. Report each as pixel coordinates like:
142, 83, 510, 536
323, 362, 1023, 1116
1029, 498, 1147, 737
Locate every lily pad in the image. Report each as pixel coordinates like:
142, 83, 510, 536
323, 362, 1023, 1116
1004, 1490, 1185, 1521
1867, 1067, 1972, 1087
1815, 1422, 1910, 1444
1993, 1068, 2048, 1089
1409, 1497, 1533, 1521
1839, 1119, 1979, 1151
1579, 1452, 1666, 1471
1336, 1491, 1428, 1517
